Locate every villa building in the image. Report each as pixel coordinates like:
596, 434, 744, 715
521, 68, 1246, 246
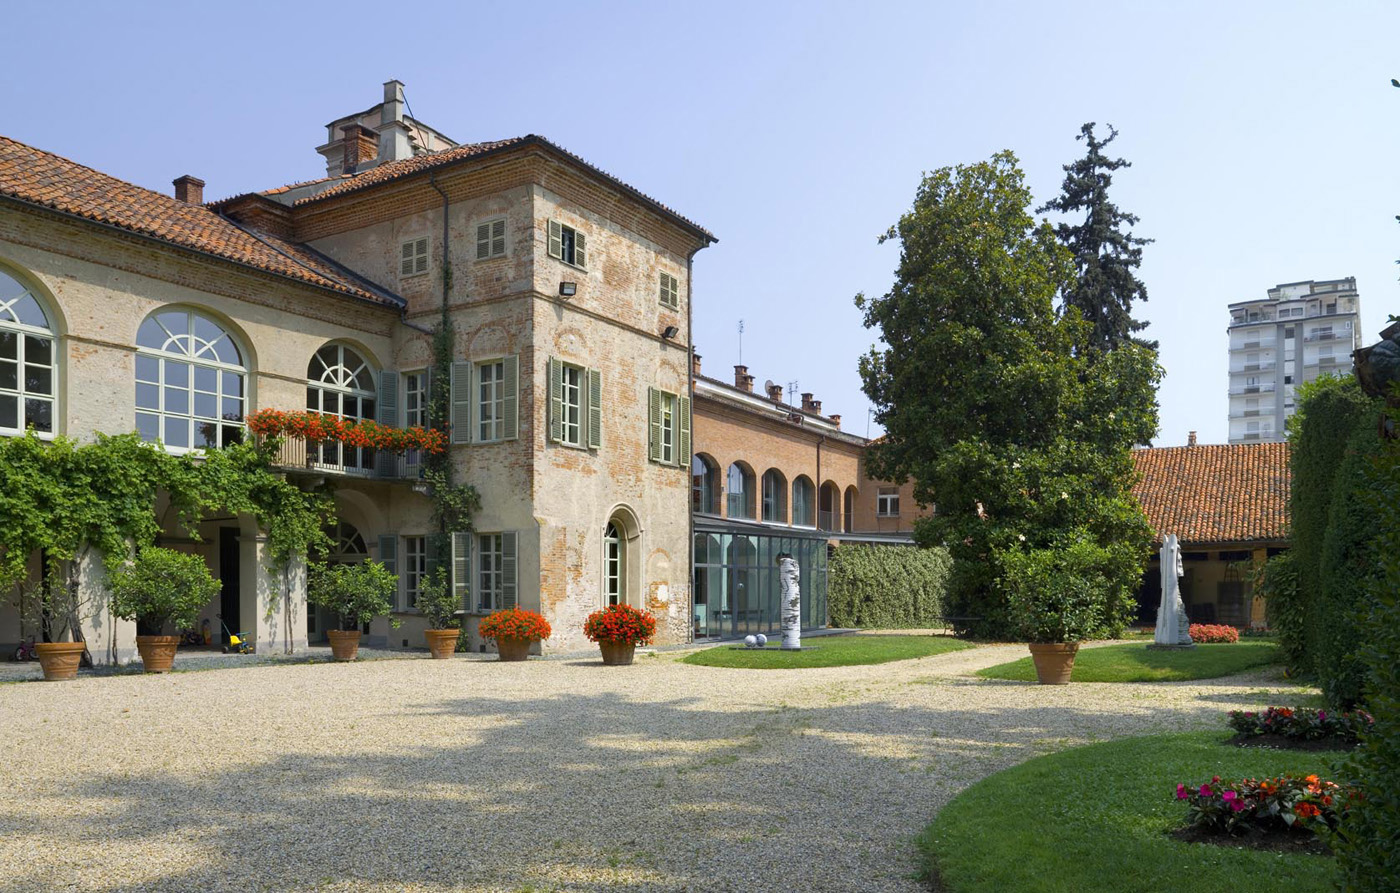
0, 82, 921, 663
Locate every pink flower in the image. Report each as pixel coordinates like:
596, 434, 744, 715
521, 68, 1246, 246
1222, 790, 1237, 802
1230, 799, 1246, 813
1200, 784, 1213, 797
1176, 784, 1188, 800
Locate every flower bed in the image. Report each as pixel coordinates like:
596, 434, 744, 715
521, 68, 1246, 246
583, 603, 657, 645
1176, 772, 1355, 842
477, 608, 552, 642
1189, 623, 1239, 644
247, 409, 446, 454
1228, 706, 1373, 747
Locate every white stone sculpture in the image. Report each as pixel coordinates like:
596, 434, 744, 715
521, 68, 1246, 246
1154, 534, 1195, 648
778, 554, 801, 651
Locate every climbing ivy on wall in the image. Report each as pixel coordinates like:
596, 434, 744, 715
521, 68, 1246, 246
828, 544, 951, 629
421, 271, 480, 570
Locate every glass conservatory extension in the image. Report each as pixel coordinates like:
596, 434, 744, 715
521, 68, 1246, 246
692, 520, 829, 640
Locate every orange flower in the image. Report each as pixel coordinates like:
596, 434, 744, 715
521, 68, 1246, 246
1294, 802, 1320, 819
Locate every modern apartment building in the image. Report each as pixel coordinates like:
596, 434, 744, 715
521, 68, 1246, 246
1226, 278, 1362, 443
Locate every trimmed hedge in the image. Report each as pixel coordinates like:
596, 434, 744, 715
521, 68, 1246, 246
827, 544, 950, 629
1337, 406, 1400, 891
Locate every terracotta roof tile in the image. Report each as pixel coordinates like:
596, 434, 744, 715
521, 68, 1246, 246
0, 135, 402, 308
297, 134, 715, 241
1132, 442, 1290, 545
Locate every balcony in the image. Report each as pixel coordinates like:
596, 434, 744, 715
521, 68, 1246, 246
1303, 331, 1344, 343
1228, 383, 1275, 395
272, 434, 423, 482
1235, 362, 1276, 373
1228, 409, 1272, 420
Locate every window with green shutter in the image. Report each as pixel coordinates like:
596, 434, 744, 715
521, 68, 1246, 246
476, 217, 506, 259
586, 367, 602, 449
476, 532, 517, 611
550, 358, 586, 448
378, 533, 399, 610
648, 387, 685, 466
501, 354, 519, 441
659, 272, 679, 309
452, 531, 472, 610
547, 219, 586, 268
476, 359, 505, 442
501, 532, 517, 610
450, 362, 472, 445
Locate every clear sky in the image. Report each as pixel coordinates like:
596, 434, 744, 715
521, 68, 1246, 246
4, 0, 1398, 445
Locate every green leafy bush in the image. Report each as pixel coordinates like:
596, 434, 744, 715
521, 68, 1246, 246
415, 568, 460, 629
827, 544, 949, 628
308, 561, 398, 631
999, 535, 1112, 643
108, 547, 220, 635
1336, 404, 1400, 890
1253, 551, 1301, 665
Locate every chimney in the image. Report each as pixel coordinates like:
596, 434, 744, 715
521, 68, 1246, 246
1188, 431, 1198, 447
766, 382, 785, 402
801, 393, 821, 414
377, 79, 413, 164
341, 124, 379, 173
691, 351, 702, 377
829, 414, 841, 428
172, 175, 205, 205
733, 364, 754, 392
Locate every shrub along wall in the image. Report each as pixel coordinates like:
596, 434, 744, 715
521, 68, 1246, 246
1283, 375, 1381, 694
828, 544, 950, 629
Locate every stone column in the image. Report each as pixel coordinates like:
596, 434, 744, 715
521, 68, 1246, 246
75, 546, 136, 666
239, 520, 308, 656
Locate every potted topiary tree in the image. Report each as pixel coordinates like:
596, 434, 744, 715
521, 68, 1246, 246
307, 560, 398, 661
416, 568, 462, 659
12, 577, 90, 681
583, 603, 657, 666
108, 547, 220, 673
1001, 537, 1111, 684
477, 608, 552, 661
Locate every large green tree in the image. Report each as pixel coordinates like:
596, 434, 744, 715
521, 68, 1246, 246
856, 151, 1161, 639
1038, 123, 1155, 351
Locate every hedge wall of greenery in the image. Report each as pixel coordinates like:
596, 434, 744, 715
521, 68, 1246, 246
1337, 408, 1400, 891
1285, 376, 1380, 683
828, 544, 951, 629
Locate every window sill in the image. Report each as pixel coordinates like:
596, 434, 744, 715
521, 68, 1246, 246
0, 429, 57, 441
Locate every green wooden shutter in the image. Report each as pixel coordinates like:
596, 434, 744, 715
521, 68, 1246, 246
378, 534, 399, 612
586, 367, 602, 449
574, 231, 587, 268
502, 355, 519, 441
500, 531, 517, 610
677, 395, 691, 467
548, 220, 562, 259
548, 357, 563, 443
377, 371, 399, 425
400, 241, 416, 277
450, 362, 472, 445
452, 531, 472, 610
491, 218, 506, 256
648, 387, 663, 463
414, 238, 429, 274
476, 222, 491, 260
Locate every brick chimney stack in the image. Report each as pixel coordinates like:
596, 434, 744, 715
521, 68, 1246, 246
1188, 431, 1198, 447
733, 365, 754, 392
766, 382, 785, 402
341, 124, 379, 173
172, 175, 205, 205
801, 393, 821, 414
691, 351, 702, 377
829, 414, 841, 428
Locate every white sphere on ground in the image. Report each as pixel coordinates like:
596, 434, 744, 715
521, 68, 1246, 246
744, 635, 757, 648
755, 634, 768, 647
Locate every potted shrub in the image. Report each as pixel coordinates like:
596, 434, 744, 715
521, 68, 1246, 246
477, 607, 552, 661
1001, 538, 1110, 684
307, 560, 398, 661
416, 568, 462, 659
12, 577, 90, 681
108, 547, 220, 673
583, 603, 657, 666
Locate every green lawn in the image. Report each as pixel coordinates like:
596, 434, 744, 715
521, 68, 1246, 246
680, 634, 972, 669
976, 641, 1279, 683
919, 731, 1344, 893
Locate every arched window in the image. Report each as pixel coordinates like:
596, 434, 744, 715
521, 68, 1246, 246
761, 469, 788, 523
819, 481, 840, 531
307, 343, 377, 472
692, 454, 720, 514
843, 486, 857, 533
792, 476, 816, 527
603, 521, 624, 606
0, 268, 57, 435
327, 521, 368, 563
136, 308, 245, 450
726, 462, 755, 519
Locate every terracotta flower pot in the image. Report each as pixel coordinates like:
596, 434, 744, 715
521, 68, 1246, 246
35, 641, 86, 681
424, 629, 460, 659
1028, 642, 1079, 685
599, 641, 637, 666
495, 637, 532, 662
327, 629, 362, 662
135, 635, 180, 674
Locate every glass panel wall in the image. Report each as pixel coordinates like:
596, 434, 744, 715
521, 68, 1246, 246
693, 529, 828, 639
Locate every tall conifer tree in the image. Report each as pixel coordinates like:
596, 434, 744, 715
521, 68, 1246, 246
1038, 123, 1155, 350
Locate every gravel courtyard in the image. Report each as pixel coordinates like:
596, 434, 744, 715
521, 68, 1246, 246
0, 642, 1300, 892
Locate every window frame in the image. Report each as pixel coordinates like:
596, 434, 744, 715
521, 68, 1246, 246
306, 343, 378, 472
659, 390, 677, 464
877, 488, 900, 518
477, 532, 503, 612
659, 272, 679, 309
400, 237, 430, 278
135, 307, 246, 453
475, 217, 507, 260
476, 358, 505, 443
560, 362, 583, 447
403, 369, 427, 429
0, 269, 58, 438
547, 219, 588, 269
404, 535, 427, 610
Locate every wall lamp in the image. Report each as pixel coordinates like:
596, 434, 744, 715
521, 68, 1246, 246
661, 325, 679, 340
559, 281, 577, 298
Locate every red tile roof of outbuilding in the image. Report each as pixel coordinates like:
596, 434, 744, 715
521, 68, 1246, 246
1132, 442, 1291, 545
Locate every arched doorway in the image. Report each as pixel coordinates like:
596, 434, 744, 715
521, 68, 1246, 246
308, 521, 369, 641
